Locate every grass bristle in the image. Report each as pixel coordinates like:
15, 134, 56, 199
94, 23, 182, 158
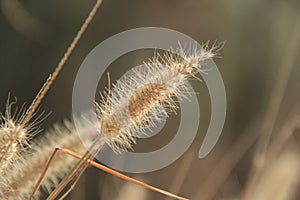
96, 43, 220, 153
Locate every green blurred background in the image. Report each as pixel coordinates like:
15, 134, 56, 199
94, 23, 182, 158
1, 0, 300, 199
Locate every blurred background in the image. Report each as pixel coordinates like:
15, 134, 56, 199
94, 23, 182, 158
1, 0, 300, 199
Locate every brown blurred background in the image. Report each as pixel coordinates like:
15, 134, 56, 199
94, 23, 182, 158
1, 0, 300, 199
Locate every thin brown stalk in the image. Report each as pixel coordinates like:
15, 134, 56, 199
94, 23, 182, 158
47, 43, 220, 199
0, 120, 85, 200
0, 1, 104, 197
20, 0, 104, 127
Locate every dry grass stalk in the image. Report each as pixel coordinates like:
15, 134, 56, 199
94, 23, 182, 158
20, 0, 104, 127
0, 0, 103, 198
114, 177, 148, 200
0, 120, 85, 200
47, 43, 222, 199
0, 1, 223, 199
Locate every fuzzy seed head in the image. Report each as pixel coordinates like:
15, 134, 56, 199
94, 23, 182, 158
0, 120, 86, 200
100, 115, 120, 139
0, 118, 28, 176
0, 99, 43, 195
128, 83, 169, 122
97, 43, 222, 153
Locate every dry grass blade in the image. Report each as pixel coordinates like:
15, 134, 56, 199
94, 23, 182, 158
243, 11, 300, 199
242, 114, 300, 200
255, 11, 300, 156
192, 119, 261, 200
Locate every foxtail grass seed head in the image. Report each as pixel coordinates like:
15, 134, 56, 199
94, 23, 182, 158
0, 120, 85, 200
97, 42, 222, 153
0, 41, 222, 199
0, 1, 103, 197
0, 100, 36, 177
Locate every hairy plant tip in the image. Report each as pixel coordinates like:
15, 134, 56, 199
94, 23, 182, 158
0, 98, 41, 178
96, 42, 223, 153
0, 120, 86, 200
